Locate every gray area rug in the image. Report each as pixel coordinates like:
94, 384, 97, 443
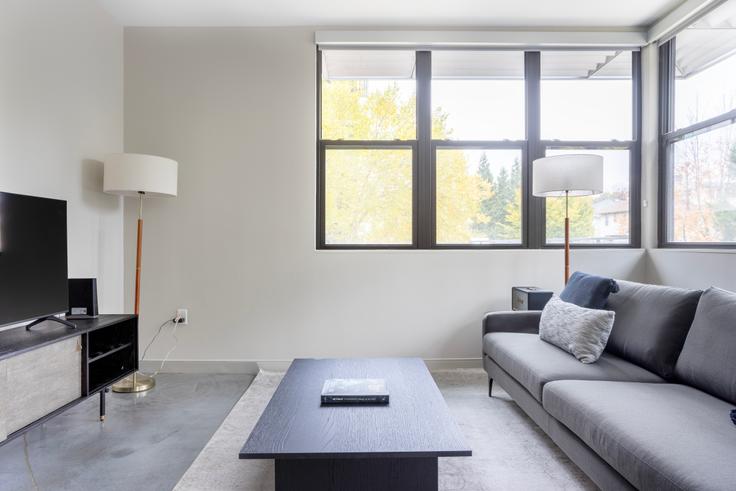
175, 368, 595, 490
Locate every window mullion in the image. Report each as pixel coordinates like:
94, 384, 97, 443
658, 40, 676, 246
416, 50, 432, 249
631, 50, 642, 248
525, 51, 543, 249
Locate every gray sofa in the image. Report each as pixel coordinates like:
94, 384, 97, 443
482, 280, 736, 491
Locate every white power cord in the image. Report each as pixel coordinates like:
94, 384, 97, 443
23, 434, 39, 491
151, 319, 181, 377
140, 315, 182, 378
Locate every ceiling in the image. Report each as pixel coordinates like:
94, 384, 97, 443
97, 0, 685, 28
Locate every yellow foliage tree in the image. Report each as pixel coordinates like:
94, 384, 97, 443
322, 80, 490, 244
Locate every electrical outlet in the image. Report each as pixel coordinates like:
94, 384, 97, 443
176, 308, 189, 325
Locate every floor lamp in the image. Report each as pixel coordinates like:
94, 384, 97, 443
532, 154, 603, 285
104, 153, 178, 393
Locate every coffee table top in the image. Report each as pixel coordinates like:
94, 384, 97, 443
240, 358, 471, 459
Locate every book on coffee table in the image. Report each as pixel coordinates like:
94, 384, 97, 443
321, 378, 389, 405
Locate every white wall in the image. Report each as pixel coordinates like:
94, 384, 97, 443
0, 0, 124, 314
640, 43, 659, 251
647, 250, 736, 291
124, 27, 646, 369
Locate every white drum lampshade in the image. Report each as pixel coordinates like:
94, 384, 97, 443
532, 154, 603, 197
103, 153, 178, 197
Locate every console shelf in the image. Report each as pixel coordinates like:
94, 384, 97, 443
88, 342, 133, 363
82, 316, 138, 396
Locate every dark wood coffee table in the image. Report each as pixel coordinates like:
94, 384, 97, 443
240, 358, 471, 491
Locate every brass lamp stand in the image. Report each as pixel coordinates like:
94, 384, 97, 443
112, 193, 155, 393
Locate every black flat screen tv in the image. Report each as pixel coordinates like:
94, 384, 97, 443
0, 192, 68, 327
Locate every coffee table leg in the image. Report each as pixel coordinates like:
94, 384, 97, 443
275, 456, 438, 491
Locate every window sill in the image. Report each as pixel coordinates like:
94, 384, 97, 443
315, 247, 645, 253
652, 247, 736, 255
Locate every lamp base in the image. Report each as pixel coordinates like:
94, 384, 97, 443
111, 372, 155, 393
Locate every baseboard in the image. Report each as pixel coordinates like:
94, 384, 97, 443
139, 359, 261, 374
423, 358, 482, 370
139, 357, 482, 375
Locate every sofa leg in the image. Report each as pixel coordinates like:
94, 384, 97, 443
488, 378, 493, 398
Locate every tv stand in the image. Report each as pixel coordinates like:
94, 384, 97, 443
0, 314, 138, 445
26, 315, 77, 330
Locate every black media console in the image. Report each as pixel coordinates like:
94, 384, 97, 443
0, 314, 138, 446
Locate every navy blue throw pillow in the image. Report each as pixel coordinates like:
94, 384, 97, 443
560, 271, 620, 309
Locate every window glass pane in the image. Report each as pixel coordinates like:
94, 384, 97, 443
431, 51, 524, 140
545, 149, 630, 244
670, 123, 736, 243
541, 51, 632, 141
436, 148, 522, 244
321, 50, 416, 140
674, 2, 736, 129
325, 148, 413, 245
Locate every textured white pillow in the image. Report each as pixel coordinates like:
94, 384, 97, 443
539, 296, 615, 364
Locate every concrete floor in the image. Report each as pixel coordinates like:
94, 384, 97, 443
0, 373, 254, 491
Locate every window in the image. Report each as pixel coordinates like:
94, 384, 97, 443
318, 48, 641, 249
540, 51, 638, 246
659, 1, 736, 246
319, 50, 417, 247
541, 51, 632, 141
324, 147, 414, 245
321, 50, 416, 141
435, 147, 523, 245
432, 51, 525, 140
431, 51, 525, 247
669, 123, 736, 243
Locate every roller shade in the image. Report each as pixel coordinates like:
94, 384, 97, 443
322, 49, 633, 81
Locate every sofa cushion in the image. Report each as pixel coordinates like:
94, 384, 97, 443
483, 332, 663, 402
560, 271, 620, 309
675, 287, 736, 405
606, 280, 701, 379
543, 380, 736, 491
539, 296, 615, 363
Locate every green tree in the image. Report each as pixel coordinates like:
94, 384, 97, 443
545, 196, 595, 241
473, 156, 522, 242
498, 161, 522, 240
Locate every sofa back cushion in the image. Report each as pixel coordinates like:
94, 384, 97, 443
675, 287, 736, 405
606, 280, 702, 379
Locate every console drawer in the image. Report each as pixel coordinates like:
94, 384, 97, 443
2, 336, 82, 436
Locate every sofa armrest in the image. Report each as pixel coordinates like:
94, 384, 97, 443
482, 311, 542, 338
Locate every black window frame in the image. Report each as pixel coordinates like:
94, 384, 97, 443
658, 38, 736, 248
317, 48, 642, 250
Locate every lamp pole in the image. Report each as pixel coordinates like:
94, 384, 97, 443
564, 190, 570, 285
112, 191, 155, 393
135, 192, 144, 316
